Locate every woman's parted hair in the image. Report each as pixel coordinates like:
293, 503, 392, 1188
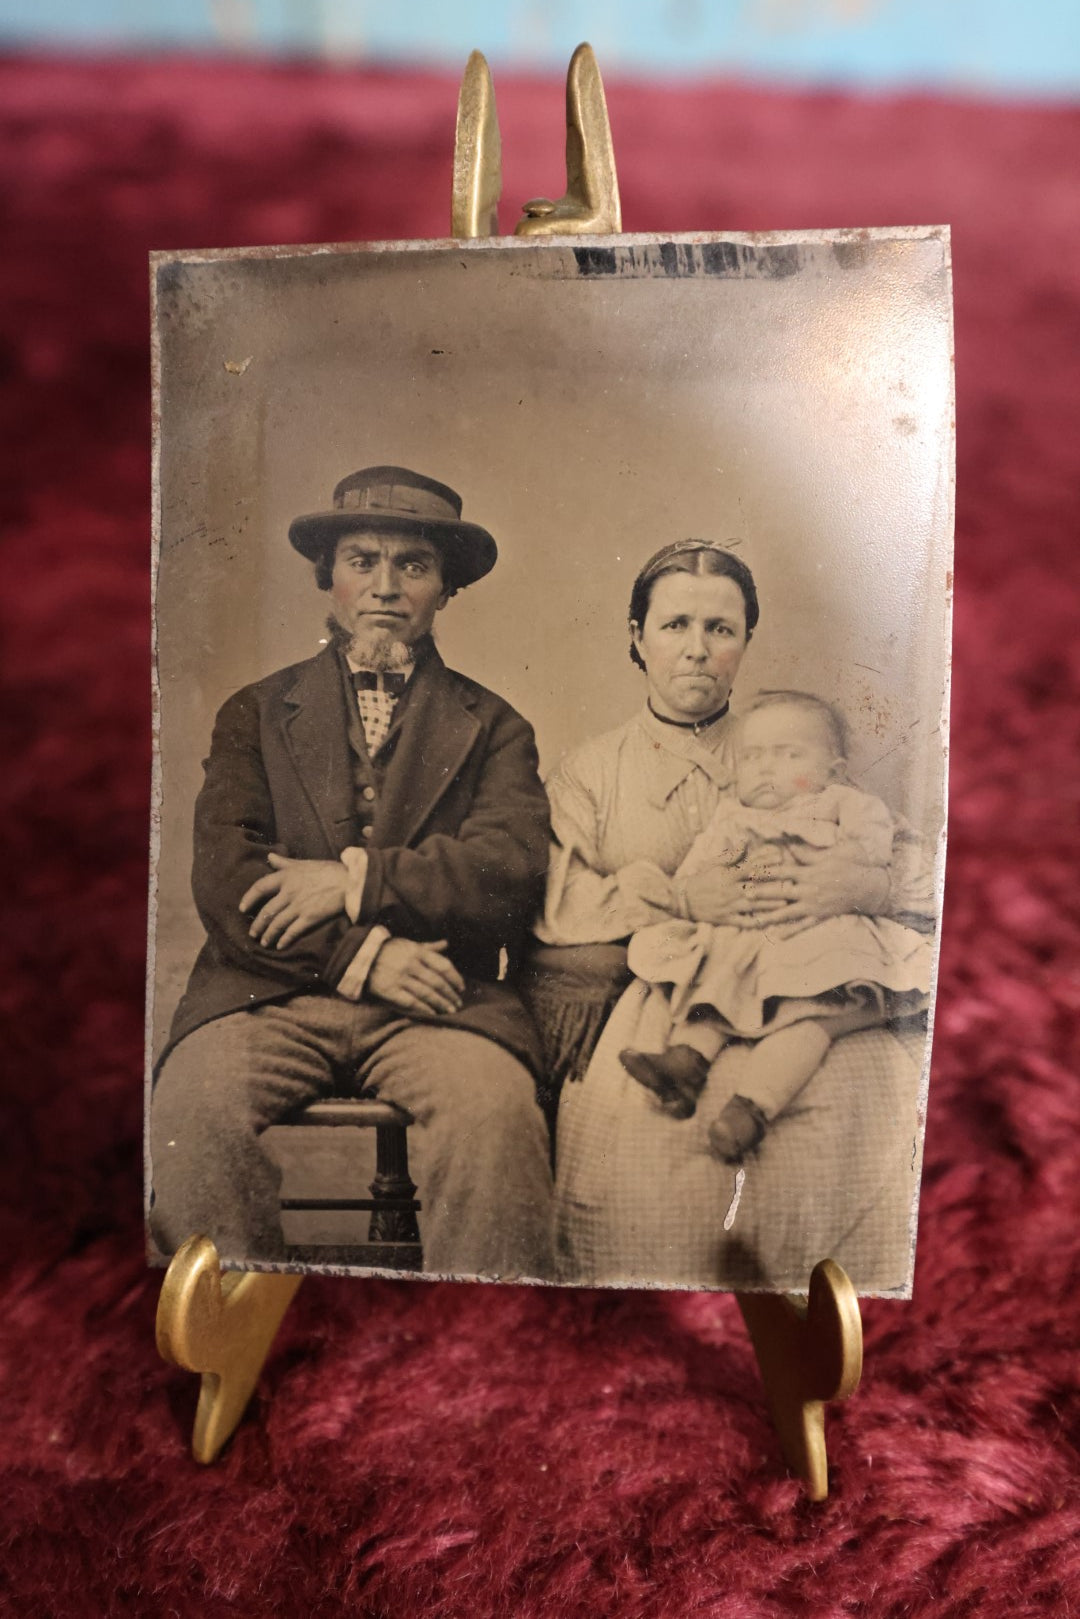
628, 542, 759, 670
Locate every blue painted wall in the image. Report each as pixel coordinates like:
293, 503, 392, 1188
1, 0, 1078, 96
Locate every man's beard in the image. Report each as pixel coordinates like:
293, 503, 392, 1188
326, 614, 415, 672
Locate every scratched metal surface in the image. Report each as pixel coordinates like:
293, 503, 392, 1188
149, 231, 953, 1288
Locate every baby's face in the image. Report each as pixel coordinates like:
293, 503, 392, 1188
736, 704, 841, 809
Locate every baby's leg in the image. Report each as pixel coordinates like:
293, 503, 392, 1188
620, 1014, 729, 1121
674, 1014, 728, 1062
707, 1019, 832, 1163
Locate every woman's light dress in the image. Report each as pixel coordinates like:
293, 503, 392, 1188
539, 705, 933, 1293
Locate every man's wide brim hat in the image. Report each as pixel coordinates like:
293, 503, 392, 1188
289, 466, 497, 588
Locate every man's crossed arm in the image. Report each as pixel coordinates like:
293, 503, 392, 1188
191, 683, 549, 1015
238, 851, 467, 1016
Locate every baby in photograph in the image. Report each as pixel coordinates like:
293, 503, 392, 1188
620, 690, 934, 1161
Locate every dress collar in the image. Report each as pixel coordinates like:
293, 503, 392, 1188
637, 702, 738, 800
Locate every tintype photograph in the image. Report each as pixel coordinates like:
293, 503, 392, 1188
148, 229, 953, 1294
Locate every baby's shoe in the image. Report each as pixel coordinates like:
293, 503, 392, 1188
619, 1046, 710, 1119
707, 1095, 768, 1162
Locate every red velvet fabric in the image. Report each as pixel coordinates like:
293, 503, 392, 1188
1, 57, 1078, 1616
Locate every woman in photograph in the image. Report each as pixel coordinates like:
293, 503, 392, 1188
529, 540, 935, 1291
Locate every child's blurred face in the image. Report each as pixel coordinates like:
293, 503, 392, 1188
736, 704, 841, 809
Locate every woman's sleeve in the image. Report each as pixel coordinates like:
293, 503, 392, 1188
837, 789, 896, 867
886, 817, 938, 928
536, 755, 679, 945
838, 788, 936, 927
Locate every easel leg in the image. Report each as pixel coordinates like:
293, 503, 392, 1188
736, 1258, 863, 1501
156, 1236, 302, 1463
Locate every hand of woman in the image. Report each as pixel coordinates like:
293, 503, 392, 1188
750, 844, 889, 926
683, 863, 794, 926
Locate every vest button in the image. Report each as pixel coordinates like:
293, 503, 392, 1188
362, 786, 376, 801
361, 824, 374, 839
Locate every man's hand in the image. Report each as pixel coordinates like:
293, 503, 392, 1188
239, 853, 349, 949
367, 938, 466, 1017
751, 844, 890, 926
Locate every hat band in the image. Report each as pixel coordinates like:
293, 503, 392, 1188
337, 482, 460, 523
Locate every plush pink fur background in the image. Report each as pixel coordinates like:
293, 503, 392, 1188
1, 58, 1078, 1617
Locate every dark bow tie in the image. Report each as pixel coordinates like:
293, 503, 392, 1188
352, 670, 408, 695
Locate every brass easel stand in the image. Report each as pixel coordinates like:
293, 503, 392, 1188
157, 1236, 301, 1463
156, 43, 862, 1498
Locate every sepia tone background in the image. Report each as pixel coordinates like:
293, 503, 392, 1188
152, 230, 953, 1052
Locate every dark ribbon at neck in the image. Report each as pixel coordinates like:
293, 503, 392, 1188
352, 670, 408, 695
648, 699, 730, 734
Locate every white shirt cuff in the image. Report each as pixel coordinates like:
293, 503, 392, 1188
337, 924, 392, 1002
340, 846, 369, 924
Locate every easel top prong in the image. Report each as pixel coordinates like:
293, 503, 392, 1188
452, 41, 621, 241
451, 49, 502, 240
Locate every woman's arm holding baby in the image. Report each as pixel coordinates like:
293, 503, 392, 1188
755, 846, 890, 925
764, 785, 894, 926
682, 847, 887, 927
537, 757, 681, 944
683, 785, 932, 930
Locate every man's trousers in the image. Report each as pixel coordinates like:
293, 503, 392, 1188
149, 995, 554, 1280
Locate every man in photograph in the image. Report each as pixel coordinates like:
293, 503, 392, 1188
150, 465, 554, 1278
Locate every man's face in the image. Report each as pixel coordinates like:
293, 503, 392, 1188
329, 529, 449, 663
632, 571, 749, 721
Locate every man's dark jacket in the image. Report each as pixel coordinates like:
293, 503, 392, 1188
163, 643, 550, 1075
